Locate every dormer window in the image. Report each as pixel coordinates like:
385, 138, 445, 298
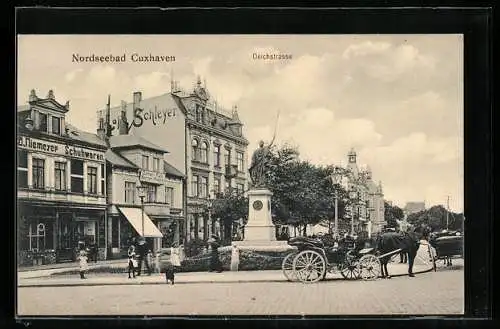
52, 116, 61, 135
39, 112, 48, 132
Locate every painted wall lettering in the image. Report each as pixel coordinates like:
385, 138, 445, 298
131, 107, 177, 128
17, 136, 105, 162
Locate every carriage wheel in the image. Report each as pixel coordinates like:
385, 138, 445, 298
358, 254, 381, 280
282, 252, 298, 282
292, 250, 326, 284
339, 260, 361, 280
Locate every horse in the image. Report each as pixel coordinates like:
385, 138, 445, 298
375, 225, 429, 278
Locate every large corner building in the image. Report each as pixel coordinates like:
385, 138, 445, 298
96, 77, 249, 243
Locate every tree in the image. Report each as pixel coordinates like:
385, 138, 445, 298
265, 144, 348, 235
407, 205, 465, 232
384, 202, 404, 228
211, 189, 248, 245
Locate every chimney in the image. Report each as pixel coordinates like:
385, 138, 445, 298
118, 100, 129, 135
105, 95, 113, 138
133, 92, 142, 110
97, 116, 106, 140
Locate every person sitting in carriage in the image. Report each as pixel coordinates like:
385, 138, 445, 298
340, 233, 356, 250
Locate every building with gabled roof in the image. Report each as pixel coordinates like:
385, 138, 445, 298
97, 104, 185, 256
96, 76, 249, 243
343, 148, 386, 237
17, 89, 108, 265
404, 202, 426, 215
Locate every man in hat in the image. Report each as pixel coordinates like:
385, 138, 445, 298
135, 237, 151, 276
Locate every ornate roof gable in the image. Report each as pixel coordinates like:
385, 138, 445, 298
29, 89, 69, 113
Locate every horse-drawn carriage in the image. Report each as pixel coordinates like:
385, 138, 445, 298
282, 228, 426, 283
428, 231, 463, 269
281, 235, 382, 283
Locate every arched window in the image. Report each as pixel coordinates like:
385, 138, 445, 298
200, 141, 208, 163
191, 139, 199, 161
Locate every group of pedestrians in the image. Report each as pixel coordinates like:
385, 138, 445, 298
77, 235, 226, 282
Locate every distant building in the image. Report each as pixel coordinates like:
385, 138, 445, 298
404, 202, 426, 215
343, 148, 386, 236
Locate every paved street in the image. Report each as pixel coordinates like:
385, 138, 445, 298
18, 267, 463, 316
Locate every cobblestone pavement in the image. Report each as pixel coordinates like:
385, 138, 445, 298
17, 267, 464, 316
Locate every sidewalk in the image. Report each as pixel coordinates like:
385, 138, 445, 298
18, 258, 127, 279
18, 262, 433, 287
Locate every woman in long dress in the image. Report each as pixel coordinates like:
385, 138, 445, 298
208, 235, 223, 273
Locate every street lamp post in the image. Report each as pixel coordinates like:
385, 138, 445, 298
330, 167, 342, 237
136, 184, 148, 238
206, 194, 213, 240
349, 190, 357, 236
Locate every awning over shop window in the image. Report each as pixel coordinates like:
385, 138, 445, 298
118, 207, 163, 238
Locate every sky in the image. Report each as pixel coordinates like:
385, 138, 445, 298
17, 35, 464, 212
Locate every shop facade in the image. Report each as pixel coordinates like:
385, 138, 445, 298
104, 133, 185, 258
17, 90, 108, 265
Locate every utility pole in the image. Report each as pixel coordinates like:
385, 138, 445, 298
446, 196, 450, 230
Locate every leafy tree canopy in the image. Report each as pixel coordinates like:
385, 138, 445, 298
384, 202, 404, 228
407, 205, 464, 232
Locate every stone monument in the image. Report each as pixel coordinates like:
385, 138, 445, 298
233, 138, 290, 250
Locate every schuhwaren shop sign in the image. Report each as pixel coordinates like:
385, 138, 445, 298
18, 136, 105, 162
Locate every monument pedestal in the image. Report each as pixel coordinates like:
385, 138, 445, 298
233, 188, 291, 251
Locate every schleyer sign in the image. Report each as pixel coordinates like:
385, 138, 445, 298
17, 136, 105, 161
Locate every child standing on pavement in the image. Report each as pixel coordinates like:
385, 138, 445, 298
127, 245, 138, 279
78, 249, 89, 279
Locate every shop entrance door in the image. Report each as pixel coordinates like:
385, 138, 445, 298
58, 215, 80, 262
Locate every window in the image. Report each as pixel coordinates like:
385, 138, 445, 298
52, 116, 61, 135
38, 113, 48, 132
236, 183, 245, 195
153, 158, 160, 172
196, 106, 201, 122
165, 186, 174, 205
200, 176, 208, 198
224, 148, 231, 166
70, 159, 84, 193
191, 175, 199, 197
17, 150, 28, 188
125, 182, 136, 204
236, 151, 244, 172
142, 155, 149, 170
32, 158, 45, 189
213, 177, 221, 195
54, 161, 66, 191
100, 164, 105, 195
28, 222, 49, 251
146, 184, 157, 203
191, 139, 199, 161
87, 166, 98, 194
214, 145, 221, 167
200, 142, 208, 163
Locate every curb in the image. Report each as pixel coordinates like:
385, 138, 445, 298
18, 266, 434, 288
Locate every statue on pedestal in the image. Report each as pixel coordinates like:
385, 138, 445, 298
248, 111, 280, 189
248, 139, 275, 188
